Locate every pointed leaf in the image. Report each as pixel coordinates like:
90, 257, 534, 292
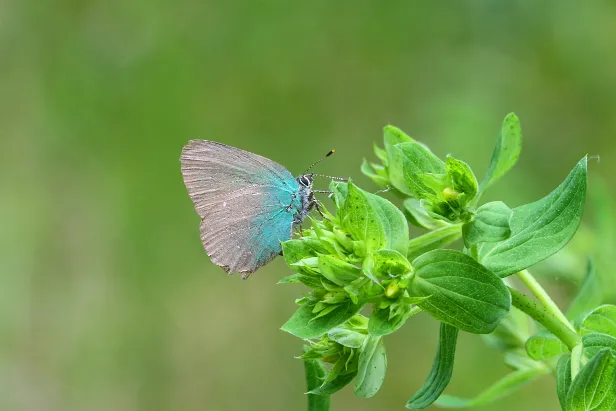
318, 255, 362, 286
556, 354, 572, 410
327, 328, 367, 348
479, 113, 523, 192
478, 157, 587, 277
566, 348, 616, 410
383, 125, 413, 154
361, 159, 389, 187
368, 304, 418, 337
406, 323, 459, 409
341, 182, 408, 255
309, 371, 357, 396
387, 133, 446, 198
446, 156, 478, 202
282, 240, 317, 266
374, 143, 388, 163
329, 181, 348, 210
403, 198, 449, 230
278, 273, 323, 289
282, 301, 363, 339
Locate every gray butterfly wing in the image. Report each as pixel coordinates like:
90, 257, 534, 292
180, 140, 301, 277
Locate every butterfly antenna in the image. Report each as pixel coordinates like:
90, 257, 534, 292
313, 174, 348, 182
303, 149, 335, 174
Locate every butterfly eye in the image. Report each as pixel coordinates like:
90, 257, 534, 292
299, 175, 311, 186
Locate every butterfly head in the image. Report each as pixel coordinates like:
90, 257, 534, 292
297, 174, 314, 189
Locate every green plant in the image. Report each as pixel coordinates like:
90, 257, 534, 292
280, 114, 616, 410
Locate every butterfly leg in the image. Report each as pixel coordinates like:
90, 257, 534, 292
293, 220, 304, 236
311, 199, 331, 221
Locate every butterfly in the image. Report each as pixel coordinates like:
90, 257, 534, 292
180, 140, 337, 278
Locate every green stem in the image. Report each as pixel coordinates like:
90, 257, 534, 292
508, 287, 581, 351
570, 344, 583, 379
516, 269, 575, 332
407, 224, 462, 259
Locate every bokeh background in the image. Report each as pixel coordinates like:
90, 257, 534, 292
2, 1, 616, 410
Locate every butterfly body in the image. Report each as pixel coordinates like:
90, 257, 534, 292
181, 140, 315, 277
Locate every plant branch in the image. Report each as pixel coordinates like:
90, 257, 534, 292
516, 269, 575, 332
508, 287, 581, 351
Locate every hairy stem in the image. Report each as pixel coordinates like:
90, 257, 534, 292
508, 287, 581, 351
516, 269, 575, 332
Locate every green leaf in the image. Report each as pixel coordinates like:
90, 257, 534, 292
446, 156, 478, 202
580, 305, 616, 337
304, 359, 331, 411
435, 367, 548, 408
329, 181, 348, 210
290, 257, 320, 277
374, 142, 389, 164
309, 371, 357, 396
361, 159, 390, 187
368, 191, 410, 255
556, 354, 572, 410
368, 304, 417, 337
583, 333, 616, 351
341, 182, 386, 252
282, 240, 317, 265
282, 301, 363, 339
567, 259, 603, 323
277, 273, 301, 284
403, 198, 449, 230
525, 331, 568, 360
341, 182, 408, 255
478, 157, 587, 277
582, 333, 616, 356
354, 336, 387, 398
370, 249, 412, 277
479, 112, 523, 193
418, 172, 449, 195
327, 328, 367, 348
406, 323, 459, 409
383, 125, 413, 153
462, 201, 512, 248
407, 224, 462, 261
318, 255, 362, 286
278, 272, 323, 289
410, 250, 511, 334
566, 348, 616, 410
387, 130, 446, 198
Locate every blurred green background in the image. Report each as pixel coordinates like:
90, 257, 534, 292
2, 1, 615, 410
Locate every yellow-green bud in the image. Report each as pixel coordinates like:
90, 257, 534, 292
442, 187, 460, 201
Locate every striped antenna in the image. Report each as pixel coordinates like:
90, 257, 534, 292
313, 174, 348, 182
303, 149, 336, 174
